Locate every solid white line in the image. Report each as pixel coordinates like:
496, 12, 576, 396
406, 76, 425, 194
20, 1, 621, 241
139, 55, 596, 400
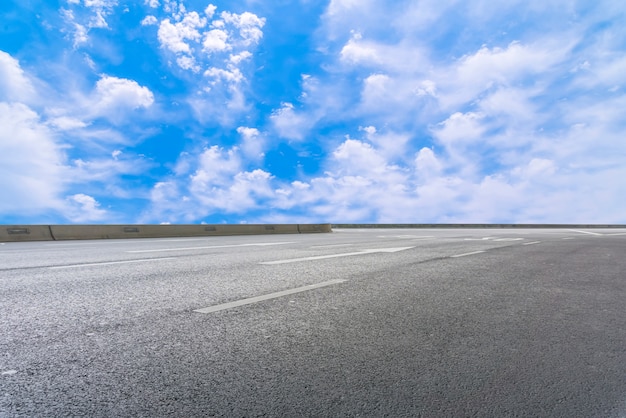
194, 279, 347, 313
260, 247, 415, 265
49, 257, 176, 269
568, 229, 603, 236
127, 241, 295, 253
450, 250, 485, 258
523, 241, 541, 245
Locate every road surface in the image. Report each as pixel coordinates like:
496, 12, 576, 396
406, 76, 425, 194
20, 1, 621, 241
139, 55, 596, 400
1, 228, 625, 417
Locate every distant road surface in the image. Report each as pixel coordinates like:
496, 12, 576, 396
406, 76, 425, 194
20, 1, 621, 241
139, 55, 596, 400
2, 228, 626, 417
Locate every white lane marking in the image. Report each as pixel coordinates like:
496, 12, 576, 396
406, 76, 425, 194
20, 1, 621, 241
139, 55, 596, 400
194, 279, 347, 313
127, 241, 295, 253
378, 235, 434, 239
523, 241, 541, 245
464, 237, 493, 241
260, 246, 415, 265
49, 257, 176, 269
44, 238, 211, 247
494, 238, 524, 242
450, 250, 485, 258
310, 244, 354, 249
562, 237, 575, 240
568, 229, 603, 236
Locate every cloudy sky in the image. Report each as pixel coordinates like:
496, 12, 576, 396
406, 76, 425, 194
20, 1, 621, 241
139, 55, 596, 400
1, 0, 625, 224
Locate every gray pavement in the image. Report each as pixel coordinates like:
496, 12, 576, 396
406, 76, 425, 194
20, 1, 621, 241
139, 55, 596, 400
1, 228, 626, 417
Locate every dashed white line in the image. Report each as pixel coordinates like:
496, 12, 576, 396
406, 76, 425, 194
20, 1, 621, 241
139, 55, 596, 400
310, 244, 354, 249
494, 238, 524, 242
450, 250, 485, 258
194, 279, 347, 314
523, 241, 541, 246
127, 241, 295, 253
49, 257, 176, 269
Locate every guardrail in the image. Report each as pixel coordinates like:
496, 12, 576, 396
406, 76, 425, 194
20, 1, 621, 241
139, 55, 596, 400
0, 224, 332, 242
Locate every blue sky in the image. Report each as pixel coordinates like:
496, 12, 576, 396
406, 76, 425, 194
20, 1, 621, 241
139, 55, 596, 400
1, 0, 625, 224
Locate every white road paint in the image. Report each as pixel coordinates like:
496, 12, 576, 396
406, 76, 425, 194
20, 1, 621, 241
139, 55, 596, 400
260, 247, 415, 265
378, 235, 434, 239
523, 241, 541, 246
450, 251, 485, 258
464, 237, 494, 241
127, 242, 295, 253
310, 244, 355, 249
194, 279, 347, 314
568, 229, 603, 236
49, 257, 176, 269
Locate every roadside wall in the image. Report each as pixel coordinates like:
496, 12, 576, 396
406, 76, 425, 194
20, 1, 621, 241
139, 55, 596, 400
0, 224, 332, 242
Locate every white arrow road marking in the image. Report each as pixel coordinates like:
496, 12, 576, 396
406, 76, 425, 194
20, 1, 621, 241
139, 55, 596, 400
194, 279, 348, 313
568, 229, 603, 236
259, 246, 415, 265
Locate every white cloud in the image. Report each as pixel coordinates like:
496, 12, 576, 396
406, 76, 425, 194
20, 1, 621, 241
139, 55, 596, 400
91, 75, 154, 120
202, 29, 230, 53
65, 193, 108, 222
220, 11, 265, 46
0, 51, 36, 103
157, 14, 205, 55
433, 112, 486, 147
340, 32, 380, 64
61, 0, 119, 47
145, 0, 159, 8
141, 15, 158, 26
0, 102, 67, 214
47, 116, 89, 130
205, 4, 217, 18
237, 126, 265, 159
270, 102, 314, 141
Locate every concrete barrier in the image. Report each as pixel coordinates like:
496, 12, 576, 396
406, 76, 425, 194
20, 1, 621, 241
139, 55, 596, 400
0, 225, 54, 242
0, 224, 332, 242
298, 223, 332, 233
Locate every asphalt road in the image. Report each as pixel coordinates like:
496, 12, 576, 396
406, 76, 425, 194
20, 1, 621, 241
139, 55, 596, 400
1, 228, 625, 417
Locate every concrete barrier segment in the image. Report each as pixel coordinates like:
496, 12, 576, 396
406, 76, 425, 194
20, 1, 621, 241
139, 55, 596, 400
298, 223, 333, 233
0, 226, 54, 242
1, 224, 332, 242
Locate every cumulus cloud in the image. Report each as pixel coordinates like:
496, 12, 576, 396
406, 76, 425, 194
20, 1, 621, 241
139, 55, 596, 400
90, 75, 154, 121
0, 51, 36, 103
0, 102, 67, 215
141, 15, 158, 26
158, 14, 205, 55
65, 193, 108, 222
237, 126, 265, 159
